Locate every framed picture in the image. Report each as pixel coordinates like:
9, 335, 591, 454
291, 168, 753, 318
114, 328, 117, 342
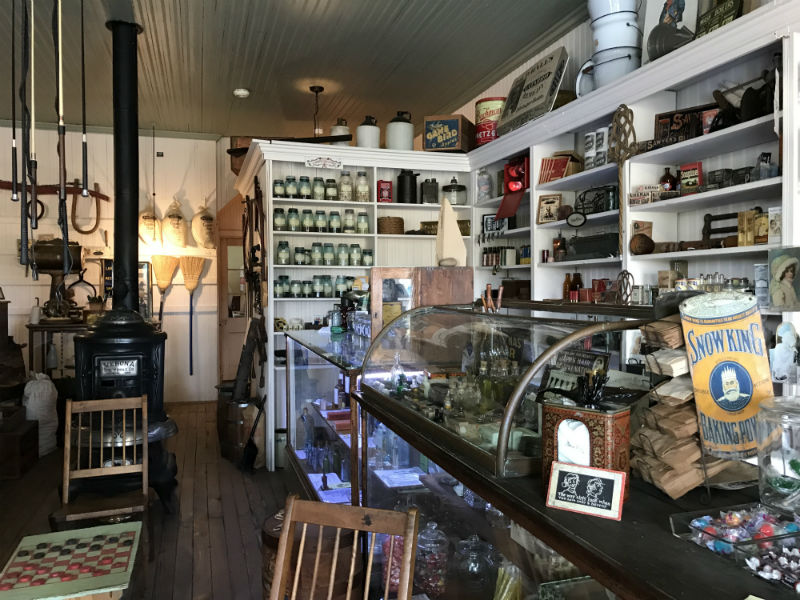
482, 213, 510, 234
642, 0, 699, 64
769, 247, 800, 312
537, 194, 562, 224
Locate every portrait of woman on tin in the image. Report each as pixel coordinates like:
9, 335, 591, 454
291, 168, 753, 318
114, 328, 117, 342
769, 249, 800, 311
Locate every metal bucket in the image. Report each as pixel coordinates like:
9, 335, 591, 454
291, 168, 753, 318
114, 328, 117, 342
216, 381, 250, 462
679, 292, 772, 459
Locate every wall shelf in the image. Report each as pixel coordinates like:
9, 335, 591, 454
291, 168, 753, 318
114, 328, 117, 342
628, 177, 782, 213
538, 257, 621, 267
537, 209, 619, 229
273, 198, 370, 209
632, 244, 779, 260
536, 162, 618, 191
501, 226, 531, 238
631, 113, 781, 165
273, 264, 370, 270
273, 230, 374, 238
376, 202, 471, 210
377, 234, 471, 239
476, 264, 531, 270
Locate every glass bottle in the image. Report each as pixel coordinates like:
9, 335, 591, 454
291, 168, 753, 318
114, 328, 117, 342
349, 243, 362, 266
355, 171, 370, 202
329, 211, 342, 233
455, 535, 494, 600
562, 273, 572, 301
570, 272, 583, 303
314, 210, 327, 232
285, 175, 298, 198
287, 208, 301, 232
312, 177, 325, 200
362, 249, 374, 266
322, 275, 333, 297
337, 243, 350, 266
272, 179, 285, 198
335, 275, 348, 297
273, 280, 281, 297
309, 242, 323, 265
290, 279, 302, 297
298, 176, 311, 199
273, 207, 287, 231
293, 247, 306, 265
276, 241, 290, 265
325, 178, 338, 201
659, 167, 677, 192
346, 276, 355, 291
415, 522, 449, 598
477, 167, 492, 204
302, 280, 313, 297
343, 209, 356, 233
323, 243, 335, 266
338, 170, 354, 202
356, 212, 369, 234
279, 275, 290, 297
301, 209, 314, 232
390, 352, 405, 387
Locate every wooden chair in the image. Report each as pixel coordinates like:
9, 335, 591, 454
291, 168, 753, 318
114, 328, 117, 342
50, 395, 150, 534
270, 494, 419, 600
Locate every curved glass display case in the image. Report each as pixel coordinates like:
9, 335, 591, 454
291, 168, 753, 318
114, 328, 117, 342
360, 306, 651, 477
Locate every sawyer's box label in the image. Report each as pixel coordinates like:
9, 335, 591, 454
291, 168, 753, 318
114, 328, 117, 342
680, 293, 772, 459
425, 119, 460, 149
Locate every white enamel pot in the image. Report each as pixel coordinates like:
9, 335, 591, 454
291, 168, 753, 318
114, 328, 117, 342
592, 11, 642, 53
575, 46, 641, 97
587, 0, 639, 20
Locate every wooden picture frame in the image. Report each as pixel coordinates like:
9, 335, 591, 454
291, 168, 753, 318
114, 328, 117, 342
537, 194, 562, 224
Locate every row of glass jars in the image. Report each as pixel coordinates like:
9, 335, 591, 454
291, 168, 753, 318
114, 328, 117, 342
273, 170, 370, 202
275, 241, 373, 266
274, 208, 370, 234
274, 275, 357, 298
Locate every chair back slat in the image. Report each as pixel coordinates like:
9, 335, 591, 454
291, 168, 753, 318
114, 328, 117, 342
270, 495, 419, 600
62, 395, 149, 504
326, 527, 342, 600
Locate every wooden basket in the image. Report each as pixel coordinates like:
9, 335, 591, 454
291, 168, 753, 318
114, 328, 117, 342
419, 220, 471, 236
377, 216, 404, 234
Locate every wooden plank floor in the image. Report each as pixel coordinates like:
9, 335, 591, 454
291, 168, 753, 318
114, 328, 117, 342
0, 402, 302, 599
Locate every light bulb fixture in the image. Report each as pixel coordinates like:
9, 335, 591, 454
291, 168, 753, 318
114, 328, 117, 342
232, 88, 250, 98
310, 85, 324, 137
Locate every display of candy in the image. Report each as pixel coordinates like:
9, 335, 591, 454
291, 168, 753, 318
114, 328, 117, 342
744, 544, 800, 589
688, 505, 800, 556
415, 549, 448, 598
381, 534, 405, 593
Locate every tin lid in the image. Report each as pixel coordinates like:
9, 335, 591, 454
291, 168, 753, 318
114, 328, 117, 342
680, 291, 756, 320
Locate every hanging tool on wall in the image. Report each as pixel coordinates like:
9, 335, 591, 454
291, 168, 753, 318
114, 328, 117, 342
18, 0, 29, 268
10, 0, 18, 203
179, 256, 207, 375
79, 0, 88, 197
28, 0, 38, 232
53, 0, 71, 290
241, 179, 267, 316
70, 179, 108, 234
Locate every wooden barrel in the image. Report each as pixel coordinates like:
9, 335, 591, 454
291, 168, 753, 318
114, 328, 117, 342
262, 509, 362, 599
216, 381, 250, 462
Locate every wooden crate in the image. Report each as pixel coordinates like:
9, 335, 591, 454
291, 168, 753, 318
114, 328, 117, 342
0, 420, 38, 479
423, 114, 476, 152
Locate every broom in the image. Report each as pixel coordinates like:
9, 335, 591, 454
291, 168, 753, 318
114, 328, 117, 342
180, 256, 207, 375
151, 255, 179, 324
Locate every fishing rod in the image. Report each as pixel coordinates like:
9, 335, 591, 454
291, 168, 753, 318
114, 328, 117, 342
80, 0, 88, 197
18, 0, 29, 267
11, 0, 18, 203
29, 0, 37, 231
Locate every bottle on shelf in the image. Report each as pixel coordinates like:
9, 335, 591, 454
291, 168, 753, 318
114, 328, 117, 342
355, 171, 370, 203
338, 170, 354, 202
562, 273, 572, 301
659, 167, 677, 191
569, 272, 583, 303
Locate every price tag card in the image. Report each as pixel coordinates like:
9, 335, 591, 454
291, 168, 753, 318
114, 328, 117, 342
546, 462, 626, 521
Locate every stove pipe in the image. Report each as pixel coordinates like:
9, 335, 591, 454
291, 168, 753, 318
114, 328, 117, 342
108, 20, 142, 311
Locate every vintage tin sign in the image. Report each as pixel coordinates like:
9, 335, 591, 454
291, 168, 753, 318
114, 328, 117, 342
680, 292, 773, 459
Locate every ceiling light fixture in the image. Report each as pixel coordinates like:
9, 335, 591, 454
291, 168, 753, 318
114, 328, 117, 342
232, 88, 250, 99
310, 85, 324, 137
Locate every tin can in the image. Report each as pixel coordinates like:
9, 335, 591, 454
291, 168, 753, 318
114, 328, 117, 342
687, 278, 701, 290
679, 292, 772, 459
475, 97, 506, 146
675, 279, 688, 291
377, 180, 392, 203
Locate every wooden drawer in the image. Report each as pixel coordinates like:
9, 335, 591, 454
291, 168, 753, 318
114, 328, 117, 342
0, 420, 39, 479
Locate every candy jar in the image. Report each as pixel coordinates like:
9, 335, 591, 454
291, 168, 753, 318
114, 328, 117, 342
273, 207, 287, 231
314, 210, 327, 232
312, 177, 325, 200
279, 275, 290, 297
293, 247, 307, 265
302, 280, 313, 297
287, 208, 301, 232
325, 178, 338, 201
323, 243, 335, 266
357, 212, 369, 234
301, 209, 315, 232
328, 211, 342, 234
455, 535, 496, 600
343, 209, 356, 233
362, 249, 374, 266
272, 178, 285, 198
415, 521, 449, 598
285, 175, 298, 198
758, 397, 800, 512
312, 275, 324, 298
349, 243, 362, 266
323, 275, 333, 297
298, 176, 312, 199
338, 170, 354, 201
335, 275, 348, 297
309, 242, 323, 266
276, 241, 291, 265
355, 170, 370, 202
290, 280, 302, 297
337, 244, 350, 267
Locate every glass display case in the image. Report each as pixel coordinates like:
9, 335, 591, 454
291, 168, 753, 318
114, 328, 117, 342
360, 306, 649, 477
284, 329, 371, 505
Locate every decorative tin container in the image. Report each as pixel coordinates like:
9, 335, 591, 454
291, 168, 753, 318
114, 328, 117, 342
475, 98, 505, 146
542, 402, 631, 499
377, 180, 393, 203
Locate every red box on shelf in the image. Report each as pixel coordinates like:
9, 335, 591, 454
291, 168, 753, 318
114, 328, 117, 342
377, 180, 393, 202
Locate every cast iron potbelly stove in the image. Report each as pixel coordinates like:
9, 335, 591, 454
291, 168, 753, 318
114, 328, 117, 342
72, 18, 177, 507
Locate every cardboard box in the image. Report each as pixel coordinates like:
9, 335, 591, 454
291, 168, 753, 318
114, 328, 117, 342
768, 206, 782, 244
538, 151, 583, 184
679, 161, 703, 195
423, 114, 476, 152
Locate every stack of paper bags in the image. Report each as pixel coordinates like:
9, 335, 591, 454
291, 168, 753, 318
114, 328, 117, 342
644, 348, 689, 377
639, 315, 684, 349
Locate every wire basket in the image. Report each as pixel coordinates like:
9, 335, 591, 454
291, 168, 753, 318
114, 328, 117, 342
377, 216, 404, 234
419, 220, 471, 236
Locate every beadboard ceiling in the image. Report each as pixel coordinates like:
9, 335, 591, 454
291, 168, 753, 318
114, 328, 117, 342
0, 0, 587, 138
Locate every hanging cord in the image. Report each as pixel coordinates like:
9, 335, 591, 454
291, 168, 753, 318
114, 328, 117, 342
80, 0, 88, 197
10, 0, 18, 202
52, 0, 71, 280
18, 0, 29, 267
152, 125, 156, 214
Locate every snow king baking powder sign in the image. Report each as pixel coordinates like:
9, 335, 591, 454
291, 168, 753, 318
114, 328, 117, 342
679, 292, 773, 459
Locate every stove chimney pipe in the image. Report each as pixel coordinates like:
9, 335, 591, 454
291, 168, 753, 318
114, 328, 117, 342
107, 19, 142, 311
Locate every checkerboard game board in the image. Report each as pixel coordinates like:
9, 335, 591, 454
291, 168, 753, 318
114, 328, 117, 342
0, 522, 141, 599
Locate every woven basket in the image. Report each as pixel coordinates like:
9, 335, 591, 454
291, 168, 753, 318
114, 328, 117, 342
419, 220, 471, 236
377, 216, 404, 234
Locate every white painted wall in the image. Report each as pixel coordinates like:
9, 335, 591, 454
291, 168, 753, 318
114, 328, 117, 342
0, 125, 219, 402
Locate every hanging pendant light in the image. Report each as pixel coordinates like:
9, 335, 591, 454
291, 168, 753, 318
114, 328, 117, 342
310, 85, 324, 137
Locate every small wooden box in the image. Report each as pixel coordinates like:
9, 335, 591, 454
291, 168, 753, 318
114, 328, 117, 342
0, 420, 38, 479
423, 114, 476, 152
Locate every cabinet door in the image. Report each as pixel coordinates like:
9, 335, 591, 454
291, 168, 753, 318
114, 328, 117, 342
218, 237, 248, 381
